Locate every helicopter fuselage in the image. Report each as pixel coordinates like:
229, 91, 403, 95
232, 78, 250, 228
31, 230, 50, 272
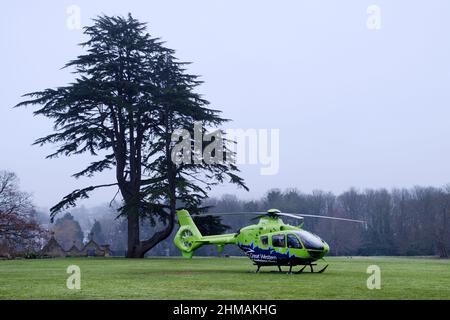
233, 217, 329, 267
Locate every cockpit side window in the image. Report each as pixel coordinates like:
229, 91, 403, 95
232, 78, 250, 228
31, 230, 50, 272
272, 234, 285, 247
295, 230, 324, 250
287, 234, 302, 249
261, 236, 268, 246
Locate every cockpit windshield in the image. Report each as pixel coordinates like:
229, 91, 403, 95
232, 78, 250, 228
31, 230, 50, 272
295, 230, 324, 250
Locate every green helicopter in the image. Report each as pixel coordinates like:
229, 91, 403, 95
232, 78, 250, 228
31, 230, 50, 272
173, 208, 365, 273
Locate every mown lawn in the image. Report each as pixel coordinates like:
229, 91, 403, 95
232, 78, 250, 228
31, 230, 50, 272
0, 256, 449, 299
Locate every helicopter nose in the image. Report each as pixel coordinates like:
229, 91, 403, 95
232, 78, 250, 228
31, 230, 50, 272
323, 241, 330, 255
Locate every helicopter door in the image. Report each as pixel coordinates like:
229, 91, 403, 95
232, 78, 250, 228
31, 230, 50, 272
271, 234, 285, 247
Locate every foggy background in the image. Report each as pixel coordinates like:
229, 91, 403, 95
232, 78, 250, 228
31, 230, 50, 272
2, 0, 450, 211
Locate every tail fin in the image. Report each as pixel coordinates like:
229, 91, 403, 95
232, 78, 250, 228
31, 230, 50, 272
174, 210, 203, 258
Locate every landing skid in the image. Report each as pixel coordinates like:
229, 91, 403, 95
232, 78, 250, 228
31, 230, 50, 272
254, 265, 283, 273
254, 262, 329, 274
295, 263, 328, 274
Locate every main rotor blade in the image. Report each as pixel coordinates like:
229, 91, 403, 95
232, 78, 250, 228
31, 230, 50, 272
198, 212, 303, 221
284, 213, 366, 224
197, 211, 305, 222
194, 212, 264, 217
193, 211, 366, 225
275, 212, 304, 220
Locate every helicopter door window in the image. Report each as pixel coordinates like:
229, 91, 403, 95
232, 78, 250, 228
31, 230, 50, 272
287, 234, 301, 249
261, 236, 268, 246
272, 234, 285, 247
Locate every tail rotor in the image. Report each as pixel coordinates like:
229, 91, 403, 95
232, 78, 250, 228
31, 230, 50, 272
174, 210, 203, 258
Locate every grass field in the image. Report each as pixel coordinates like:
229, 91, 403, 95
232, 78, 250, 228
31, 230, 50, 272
0, 256, 449, 299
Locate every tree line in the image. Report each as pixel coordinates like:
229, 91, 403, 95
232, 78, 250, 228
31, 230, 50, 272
141, 187, 450, 258
202, 188, 450, 258
1, 167, 449, 258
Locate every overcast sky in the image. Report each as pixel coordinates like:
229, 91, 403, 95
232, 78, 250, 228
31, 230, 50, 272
1, 1, 450, 209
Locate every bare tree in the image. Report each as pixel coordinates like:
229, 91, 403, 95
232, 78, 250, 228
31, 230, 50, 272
0, 171, 45, 257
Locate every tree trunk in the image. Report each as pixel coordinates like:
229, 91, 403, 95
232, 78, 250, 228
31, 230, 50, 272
126, 210, 141, 258
136, 207, 176, 258
436, 238, 448, 258
124, 198, 176, 258
125, 117, 178, 258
